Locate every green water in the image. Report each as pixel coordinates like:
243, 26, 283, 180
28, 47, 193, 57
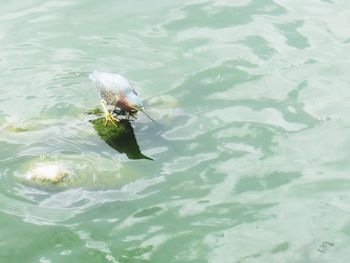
1, 0, 350, 262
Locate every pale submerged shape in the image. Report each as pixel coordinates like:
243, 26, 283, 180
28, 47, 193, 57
27, 163, 68, 183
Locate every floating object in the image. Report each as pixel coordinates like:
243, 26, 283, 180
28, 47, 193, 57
4, 123, 36, 133
147, 95, 179, 109
27, 162, 68, 183
89, 71, 156, 126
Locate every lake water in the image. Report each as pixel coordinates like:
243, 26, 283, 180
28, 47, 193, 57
1, 0, 350, 262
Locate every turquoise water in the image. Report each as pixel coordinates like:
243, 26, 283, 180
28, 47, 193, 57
1, 0, 350, 262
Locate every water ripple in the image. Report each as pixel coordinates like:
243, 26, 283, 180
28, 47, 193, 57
2, 0, 350, 262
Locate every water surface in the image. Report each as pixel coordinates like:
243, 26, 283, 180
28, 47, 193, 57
1, 0, 350, 262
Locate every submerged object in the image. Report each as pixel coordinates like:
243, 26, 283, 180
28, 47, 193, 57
91, 117, 152, 160
27, 162, 68, 183
89, 71, 156, 126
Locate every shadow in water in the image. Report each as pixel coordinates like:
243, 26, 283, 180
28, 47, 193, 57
90, 117, 153, 160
